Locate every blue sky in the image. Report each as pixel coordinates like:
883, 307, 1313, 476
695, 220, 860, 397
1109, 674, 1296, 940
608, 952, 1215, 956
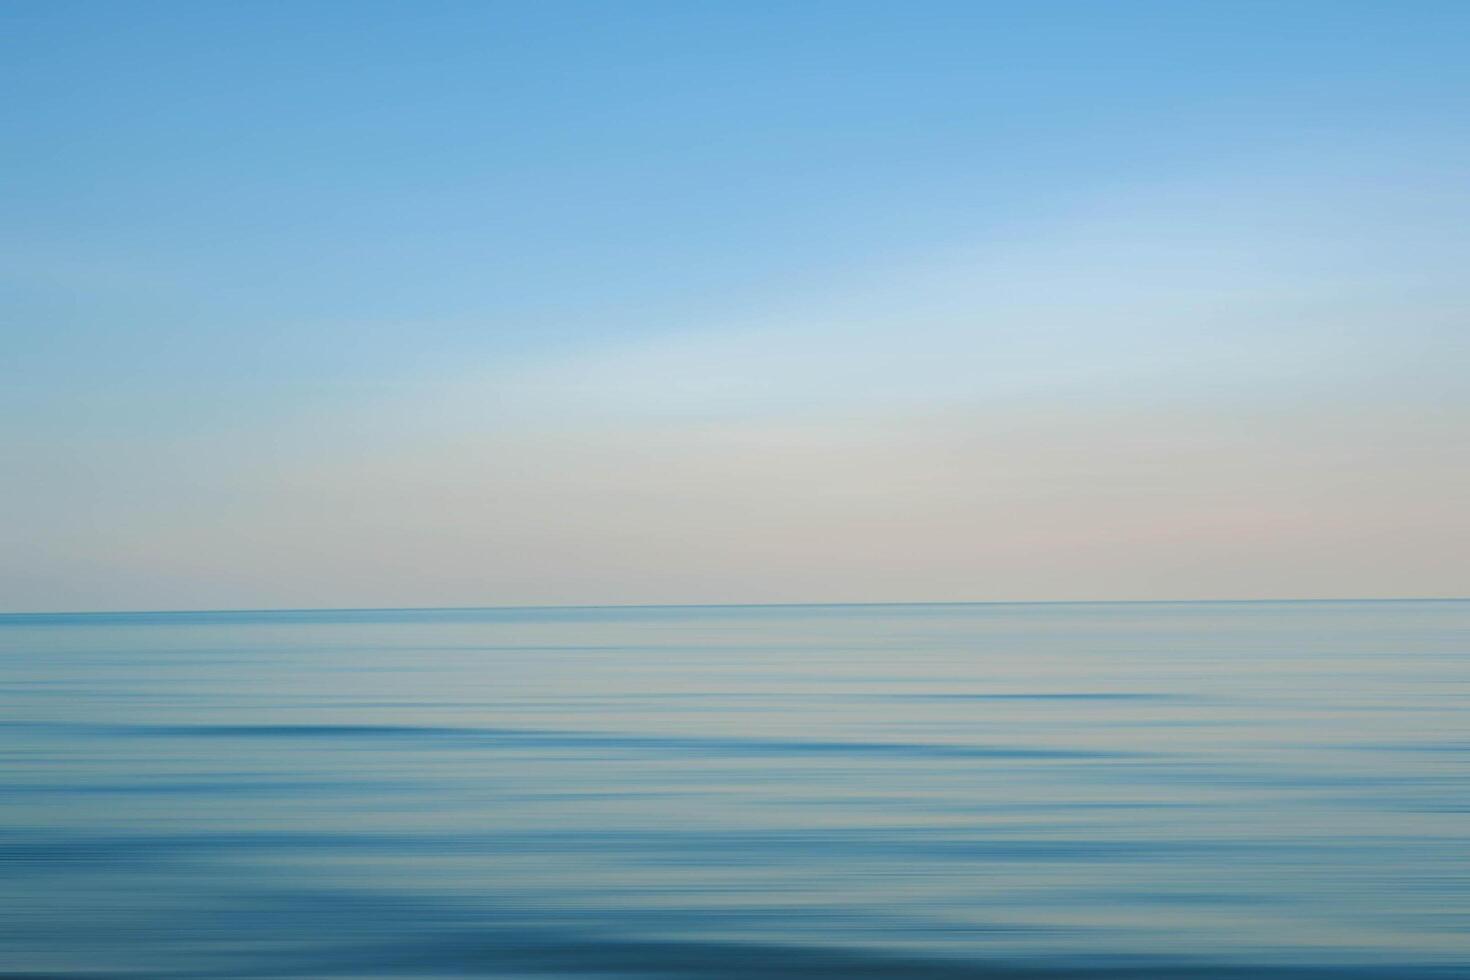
3, 1, 1467, 610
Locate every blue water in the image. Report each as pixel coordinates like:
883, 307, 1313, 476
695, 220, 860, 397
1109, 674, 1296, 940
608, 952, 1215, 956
2, 601, 1467, 978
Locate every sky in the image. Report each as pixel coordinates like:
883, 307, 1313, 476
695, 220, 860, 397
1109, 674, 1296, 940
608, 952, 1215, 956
2, 0, 1467, 612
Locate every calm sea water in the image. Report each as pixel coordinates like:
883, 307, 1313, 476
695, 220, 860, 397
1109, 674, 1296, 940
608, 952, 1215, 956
2, 601, 1467, 978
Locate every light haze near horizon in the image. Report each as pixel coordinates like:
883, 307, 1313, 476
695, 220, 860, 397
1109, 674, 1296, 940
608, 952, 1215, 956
3, 1, 1467, 612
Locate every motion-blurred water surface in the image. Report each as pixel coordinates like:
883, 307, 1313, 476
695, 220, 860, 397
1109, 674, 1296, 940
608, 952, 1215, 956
2, 601, 1467, 978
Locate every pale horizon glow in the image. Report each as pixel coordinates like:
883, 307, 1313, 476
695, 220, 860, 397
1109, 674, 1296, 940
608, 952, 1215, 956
3, 1, 1467, 612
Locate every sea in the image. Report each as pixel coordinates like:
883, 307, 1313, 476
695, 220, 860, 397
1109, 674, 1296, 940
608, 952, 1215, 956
1, 600, 1467, 978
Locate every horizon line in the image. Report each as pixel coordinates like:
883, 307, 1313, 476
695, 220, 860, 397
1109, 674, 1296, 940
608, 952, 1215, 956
2, 596, 1467, 620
